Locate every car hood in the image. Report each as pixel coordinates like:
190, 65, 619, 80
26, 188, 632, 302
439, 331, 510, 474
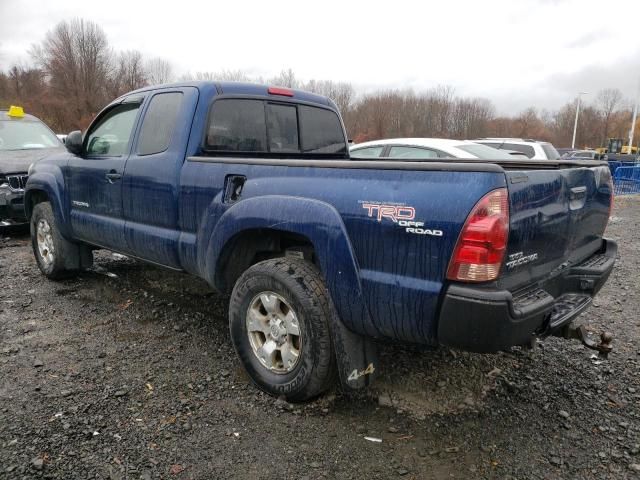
0, 147, 65, 174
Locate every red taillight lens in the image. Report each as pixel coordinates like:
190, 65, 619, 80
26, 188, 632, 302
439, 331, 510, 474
268, 86, 294, 97
447, 188, 509, 282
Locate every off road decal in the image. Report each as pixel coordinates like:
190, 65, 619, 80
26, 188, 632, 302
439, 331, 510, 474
360, 201, 443, 237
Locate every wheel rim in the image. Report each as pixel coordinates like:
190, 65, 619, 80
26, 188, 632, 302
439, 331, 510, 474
36, 218, 55, 268
246, 291, 302, 374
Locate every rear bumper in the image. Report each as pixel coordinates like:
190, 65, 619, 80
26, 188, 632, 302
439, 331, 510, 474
437, 238, 617, 353
0, 184, 27, 225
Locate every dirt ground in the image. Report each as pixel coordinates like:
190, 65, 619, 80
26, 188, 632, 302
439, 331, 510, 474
1, 197, 639, 480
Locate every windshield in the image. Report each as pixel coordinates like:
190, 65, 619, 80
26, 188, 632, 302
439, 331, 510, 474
456, 143, 515, 159
0, 120, 61, 151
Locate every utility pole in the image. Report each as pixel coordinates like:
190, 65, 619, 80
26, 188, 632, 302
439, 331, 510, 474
572, 92, 588, 149
628, 79, 639, 155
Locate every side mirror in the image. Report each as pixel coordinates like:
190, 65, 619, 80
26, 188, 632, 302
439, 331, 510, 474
66, 130, 83, 155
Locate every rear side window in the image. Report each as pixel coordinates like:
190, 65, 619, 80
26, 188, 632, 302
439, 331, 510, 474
207, 99, 267, 152
456, 144, 514, 159
503, 143, 535, 158
299, 106, 346, 154
137, 92, 183, 155
204, 99, 346, 156
541, 143, 560, 160
388, 146, 440, 159
350, 146, 384, 158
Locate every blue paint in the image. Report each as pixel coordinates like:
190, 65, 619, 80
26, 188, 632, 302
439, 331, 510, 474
25, 82, 613, 347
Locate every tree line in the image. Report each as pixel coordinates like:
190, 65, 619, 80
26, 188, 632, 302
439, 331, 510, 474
0, 18, 636, 149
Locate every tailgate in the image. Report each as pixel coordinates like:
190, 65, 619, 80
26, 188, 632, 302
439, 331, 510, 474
499, 164, 612, 290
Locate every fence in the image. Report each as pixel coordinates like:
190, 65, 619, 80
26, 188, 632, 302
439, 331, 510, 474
613, 166, 640, 195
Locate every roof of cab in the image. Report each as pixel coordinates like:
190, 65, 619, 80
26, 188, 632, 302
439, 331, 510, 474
0, 109, 41, 122
120, 81, 333, 108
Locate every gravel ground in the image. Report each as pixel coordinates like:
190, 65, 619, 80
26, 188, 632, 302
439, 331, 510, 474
1, 197, 639, 480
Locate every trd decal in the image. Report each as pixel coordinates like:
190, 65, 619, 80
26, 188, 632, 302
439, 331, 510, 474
360, 201, 443, 237
361, 203, 415, 222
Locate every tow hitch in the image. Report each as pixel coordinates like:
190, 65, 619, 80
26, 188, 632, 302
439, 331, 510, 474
555, 324, 613, 358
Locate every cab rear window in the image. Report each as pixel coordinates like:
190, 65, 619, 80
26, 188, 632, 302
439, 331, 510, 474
205, 99, 347, 156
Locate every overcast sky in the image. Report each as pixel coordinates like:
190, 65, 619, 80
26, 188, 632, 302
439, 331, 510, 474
0, 0, 639, 114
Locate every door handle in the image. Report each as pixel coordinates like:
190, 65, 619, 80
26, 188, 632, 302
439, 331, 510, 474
105, 171, 122, 184
569, 186, 587, 210
570, 186, 587, 199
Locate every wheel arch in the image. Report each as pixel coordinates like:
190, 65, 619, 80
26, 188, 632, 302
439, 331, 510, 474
204, 195, 378, 338
25, 171, 72, 239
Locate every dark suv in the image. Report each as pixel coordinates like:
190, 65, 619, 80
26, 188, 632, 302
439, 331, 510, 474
0, 107, 64, 226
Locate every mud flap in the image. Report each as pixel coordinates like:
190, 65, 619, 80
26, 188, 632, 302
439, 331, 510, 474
328, 311, 379, 390
62, 243, 94, 270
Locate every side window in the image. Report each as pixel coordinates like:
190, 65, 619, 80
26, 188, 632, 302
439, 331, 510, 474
266, 103, 299, 153
85, 104, 140, 156
137, 92, 183, 156
206, 99, 266, 152
299, 106, 346, 154
388, 146, 439, 159
350, 146, 384, 158
503, 143, 535, 158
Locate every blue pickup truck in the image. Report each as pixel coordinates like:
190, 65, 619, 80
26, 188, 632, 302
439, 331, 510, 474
24, 82, 616, 401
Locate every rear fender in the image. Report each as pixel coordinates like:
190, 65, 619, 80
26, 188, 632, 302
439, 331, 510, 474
204, 195, 379, 389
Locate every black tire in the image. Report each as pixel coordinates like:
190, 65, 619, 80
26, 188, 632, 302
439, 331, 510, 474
30, 202, 91, 279
229, 257, 336, 402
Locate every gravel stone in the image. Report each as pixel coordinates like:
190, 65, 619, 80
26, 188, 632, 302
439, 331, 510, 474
31, 456, 44, 470
1, 198, 639, 478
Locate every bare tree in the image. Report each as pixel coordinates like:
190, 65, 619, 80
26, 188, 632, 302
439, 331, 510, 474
597, 88, 623, 144
145, 57, 173, 85
303, 80, 355, 114
270, 68, 298, 88
109, 50, 147, 96
180, 69, 250, 82
31, 18, 112, 120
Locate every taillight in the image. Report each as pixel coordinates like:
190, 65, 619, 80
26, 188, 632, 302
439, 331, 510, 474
447, 188, 509, 282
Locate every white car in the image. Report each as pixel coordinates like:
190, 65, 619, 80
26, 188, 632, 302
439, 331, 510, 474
349, 138, 514, 160
473, 138, 560, 160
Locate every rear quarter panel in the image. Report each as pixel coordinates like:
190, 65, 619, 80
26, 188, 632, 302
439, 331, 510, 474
180, 160, 506, 344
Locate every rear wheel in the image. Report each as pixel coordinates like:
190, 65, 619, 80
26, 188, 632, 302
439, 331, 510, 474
31, 202, 91, 279
229, 257, 336, 402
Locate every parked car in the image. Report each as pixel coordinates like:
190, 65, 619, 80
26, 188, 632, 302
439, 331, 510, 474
0, 106, 64, 226
561, 150, 603, 160
474, 138, 560, 160
350, 138, 515, 159
25, 82, 616, 401
556, 147, 575, 157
